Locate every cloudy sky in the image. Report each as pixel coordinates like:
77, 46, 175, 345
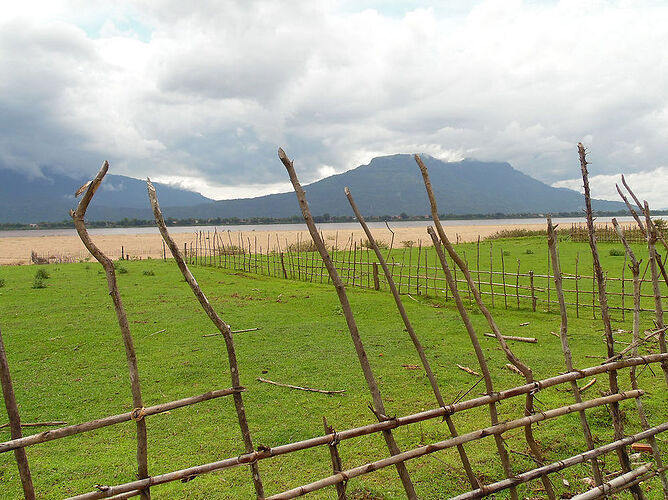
2, 0, 667, 207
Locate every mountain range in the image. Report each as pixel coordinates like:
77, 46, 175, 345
0, 155, 625, 223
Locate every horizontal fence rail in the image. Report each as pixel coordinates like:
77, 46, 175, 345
64, 355, 667, 500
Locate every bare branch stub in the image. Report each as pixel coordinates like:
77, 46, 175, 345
71, 161, 150, 500
147, 179, 265, 499
278, 147, 418, 500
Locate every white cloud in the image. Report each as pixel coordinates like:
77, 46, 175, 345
553, 166, 668, 210
1, 0, 668, 204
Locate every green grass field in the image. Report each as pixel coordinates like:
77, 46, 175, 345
0, 237, 666, 499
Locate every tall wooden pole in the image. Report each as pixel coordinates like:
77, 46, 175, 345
612, 218, 668, 496
278, 148, 417, 499
72, 162, 150, 500
578, 143, 644, 500
147, 180, 264, 498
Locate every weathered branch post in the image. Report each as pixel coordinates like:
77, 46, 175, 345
578, 143, 644, 500
277, 147, 418, 499
71, 161, 150, 500
147, 179, 265, 498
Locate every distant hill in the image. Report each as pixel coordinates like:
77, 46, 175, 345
0, 155, 625, 223
158, 154, 625, 219
0, 167, 213, 223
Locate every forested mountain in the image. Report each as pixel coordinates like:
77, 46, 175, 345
0, 155, 624, 223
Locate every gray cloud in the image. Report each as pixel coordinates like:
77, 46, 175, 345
2, 1, 668, 203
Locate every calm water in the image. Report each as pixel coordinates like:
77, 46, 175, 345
0, 217, 638, 238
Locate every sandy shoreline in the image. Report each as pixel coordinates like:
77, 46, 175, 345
0, 222, 563, 265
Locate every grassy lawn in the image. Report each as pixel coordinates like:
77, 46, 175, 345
0, 238, 666, 498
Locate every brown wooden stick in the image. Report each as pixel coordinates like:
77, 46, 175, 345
0, 421, 66, 430
450, 423, 668, 500
265, 391, 641, 500
483, 333, 537, 343
504, 363, 524, 376
456, 364, 480, 377
612, 217, 668, 496
345, 186, 479, 489
578, 143, 643, 500
0, 327, 35, 500
616, 181, 647, 235
419, 152, 552, 498
105, 491, 141, 500
605, 466, 668, 498
547, 215, 604, 485
202, 327, 261, 337
147, 180, 264, 499
0, 387, 244, 453
277, 148, 417, 499
257, 377, 345, 395
603, 327, 666, 364
72, 162, 149, 500
579, 378, 597, 393
64, 356, 667, 500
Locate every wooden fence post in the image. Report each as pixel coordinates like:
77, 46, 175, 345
476, 236, 481, 291
546, 246, 550, 313
489, 241, 494, 307
373, 262, 380, 290
501, 248, 508, 309
529, 270, 536, 312
592, 261, 596, 319
621, 255, 626, 321
516, 259, 521, 310
280, 253, 288, 279
575, 252, 580, 318
424, 247, 429, 297
416, 241, 421, 295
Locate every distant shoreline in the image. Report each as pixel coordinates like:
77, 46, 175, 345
1, 209, 655, 233
0, 217, 640, 266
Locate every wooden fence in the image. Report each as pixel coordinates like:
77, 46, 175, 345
3, 155, 668, 499
185, 230, 668, 320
